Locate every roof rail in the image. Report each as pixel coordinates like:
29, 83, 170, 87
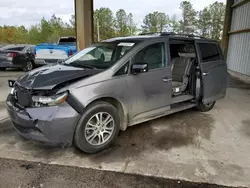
138, 32, 206, 39
139, 32, 175, 36
169, 33, 206, 39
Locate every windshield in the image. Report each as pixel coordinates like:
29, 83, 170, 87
63, 42, 136, 69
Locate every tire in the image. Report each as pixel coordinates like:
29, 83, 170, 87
0, 68, 6, 71
23, 61, 34, 72
198, 101, 216, 112
74, 102, 120, 153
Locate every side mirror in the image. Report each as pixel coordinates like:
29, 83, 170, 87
131, 63, 148, 74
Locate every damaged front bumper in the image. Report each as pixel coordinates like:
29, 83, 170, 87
6, 94, 80, 146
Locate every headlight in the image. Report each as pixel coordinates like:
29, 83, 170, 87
32, 92, 68, 106
10, 88, 15, 95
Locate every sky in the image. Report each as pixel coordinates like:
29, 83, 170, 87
0, 0, 226, 27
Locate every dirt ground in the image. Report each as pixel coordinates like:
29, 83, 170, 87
0, 158, 244, 188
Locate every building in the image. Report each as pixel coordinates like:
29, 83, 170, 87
222, 0, 250, 83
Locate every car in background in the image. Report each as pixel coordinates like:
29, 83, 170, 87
34, 36, 77, 66
0, 44, 35, 71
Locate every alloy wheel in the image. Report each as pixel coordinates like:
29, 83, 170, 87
26, 61, 33, 71
205, 102, 213, 108
84, 112, 115, 146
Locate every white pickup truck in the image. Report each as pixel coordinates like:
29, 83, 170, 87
34, 36, 77, 65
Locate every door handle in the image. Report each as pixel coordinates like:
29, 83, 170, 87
203, 72, 210, 76
162, 77, 172, 82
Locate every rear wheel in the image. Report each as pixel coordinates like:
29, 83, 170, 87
0, 68, 6, 71
198, 101, 216, 112
23, 61, 34, 72
74, 102, 120, 153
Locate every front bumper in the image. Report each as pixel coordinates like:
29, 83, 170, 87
6, 94, 80, 146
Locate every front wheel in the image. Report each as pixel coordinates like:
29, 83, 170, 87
23, 61, 34, 72
74, 102, 120, 153
198, 101, 216, 112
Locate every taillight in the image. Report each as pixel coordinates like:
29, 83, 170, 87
6, 52, 17, 58
68, 50, 73, 56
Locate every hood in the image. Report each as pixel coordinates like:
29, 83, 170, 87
15, 64, 102, 90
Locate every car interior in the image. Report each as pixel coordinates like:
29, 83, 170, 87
169, 41, 198, 104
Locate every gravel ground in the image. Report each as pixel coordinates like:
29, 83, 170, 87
0, 158, 244, 188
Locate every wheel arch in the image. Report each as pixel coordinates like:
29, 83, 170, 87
84, 97, 128, 131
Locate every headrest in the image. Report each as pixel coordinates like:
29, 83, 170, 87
178, 52, 196, 58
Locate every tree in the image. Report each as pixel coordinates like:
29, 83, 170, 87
116, 9, 128, 36
94, 8, 115, 41
142, 11, 169, 32
115, 9, 137, 36
48, 14, 65, 42
169, 14, 181, 33
69, 14, 75, 28
197, 8, 211, 38
40, 17, 52, 42
127, 13, 137, 35
0, 3, 226, 44
179, 1, 197, 33
27, 25, 41, 44
209, 2, 225, 41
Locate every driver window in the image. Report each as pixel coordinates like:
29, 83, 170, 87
132, 42, 166, 70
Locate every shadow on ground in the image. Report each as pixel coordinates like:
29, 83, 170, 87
75, 109, 215, 164
0, 109, 215, 164
240, 120, 250, 139
0, 101, 6, 110
227, 75, 250, 89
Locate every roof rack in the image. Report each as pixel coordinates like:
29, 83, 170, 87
139, 32, 175, 36
138, 32, 206, 39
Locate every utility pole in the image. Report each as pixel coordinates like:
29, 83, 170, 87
97, 18, 100, 42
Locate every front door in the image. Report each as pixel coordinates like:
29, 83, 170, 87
127, 41, 172, 124
196, 42, 227, 104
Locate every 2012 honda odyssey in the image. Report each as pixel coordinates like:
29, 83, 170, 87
6, 33, 227, 153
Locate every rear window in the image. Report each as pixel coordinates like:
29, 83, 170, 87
199, 43, 221, 63
58, 37, 76, 46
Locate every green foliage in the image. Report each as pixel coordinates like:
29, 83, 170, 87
209, 2, 225, 41
0, 1, 225, 45
197, 8, 212, 38
179, 1, 197, 33
142, 11, 170, 32
94, 8, 115, 41
115, 9, 137, 36
170, 15, 181, 33
0, 15, 75, 44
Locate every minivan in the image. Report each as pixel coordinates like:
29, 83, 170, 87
6, 33, 227, 153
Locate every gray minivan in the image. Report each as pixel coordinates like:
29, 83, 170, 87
6, 33, 227, 153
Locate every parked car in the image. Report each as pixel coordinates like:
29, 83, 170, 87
34, 36, 77, 65
6, 33, 227, 153
0, 44, 35, 71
